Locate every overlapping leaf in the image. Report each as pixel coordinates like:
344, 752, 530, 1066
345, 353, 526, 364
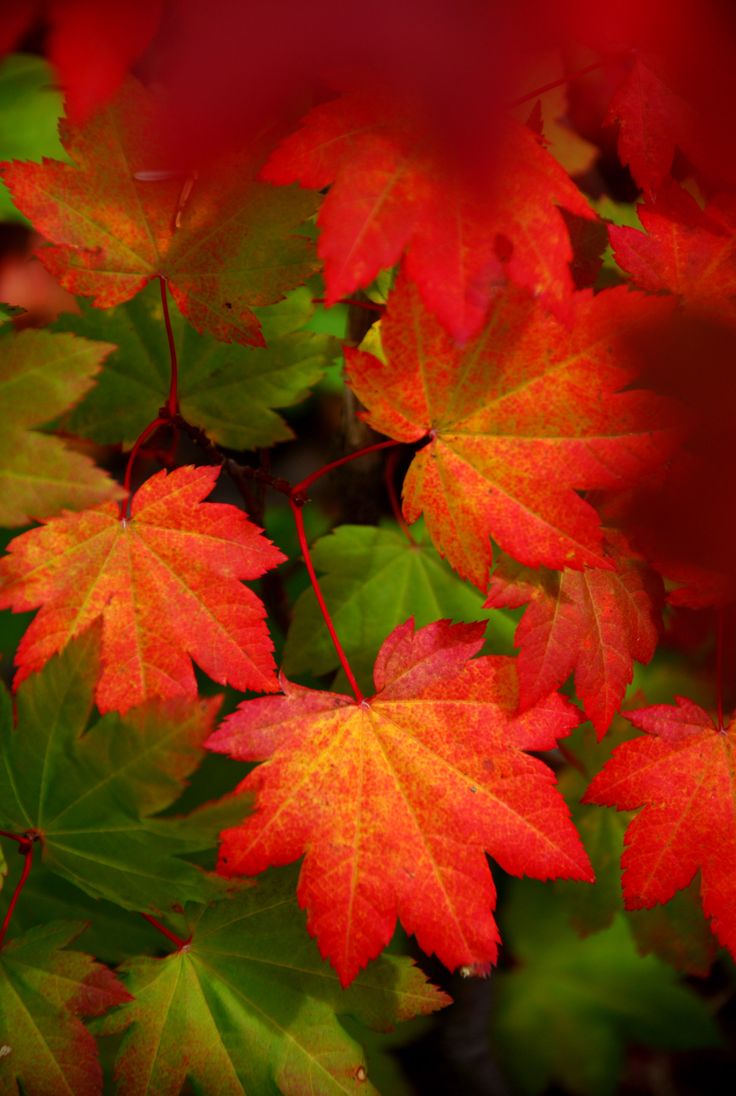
554, 724, 716, 975
0, 920, 130, 1096
610, 182, 736, 315
485, 533, 663, 737
60, 284, 333, 449
493, 881, 719, 1096
97, 869, 448, 1096
208, 618, 591, 985
345, 273, 679, 588
0, 327, 120, 525
0, 465, 284, 711
263, 90, 596, 341
585, 697, 736, 960
283, 522, 515, 691
606, 55, 696, 198
0, 633, 224, 912
1, 76, 319, 346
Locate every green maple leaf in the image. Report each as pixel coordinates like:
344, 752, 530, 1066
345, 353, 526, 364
60, 285, 334, 450
283, 522, 516, 691
493, 880, 719, 1096
97, 867, 449, 1096
0, 631, 225, 913
0, 920, 129, 1095
0, 327, 120, 525
12, 867, 164, 964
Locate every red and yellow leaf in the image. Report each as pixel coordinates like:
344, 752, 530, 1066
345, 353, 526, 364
584, 698, 736, 959
485, 534, 663, 737
1, 77, 318, 346
207, 618, 592, 986
0, 465, 284, 712
345, 273, 679, 588
263, 90, 596, 341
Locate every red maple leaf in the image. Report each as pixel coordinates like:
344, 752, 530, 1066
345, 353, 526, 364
0, 465, 284, 713
344, 272, 680, 588
584, 698, 736, 960
485, 533, 663, 738
606, 55, 696, 198
207, 618, 592, 986
610, 182, 736, 318
1, 77, 319, 347
263, 89, 596, 342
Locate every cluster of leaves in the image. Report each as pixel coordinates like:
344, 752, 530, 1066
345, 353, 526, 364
1, 6, 736, 1094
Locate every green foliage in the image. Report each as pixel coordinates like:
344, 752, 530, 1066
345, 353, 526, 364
60, 285, 334, 449
97, 868, 446, 1096
0, 54, 65, 221
284, 522, 516, 691
493, 881, 720, 1096
0, 634, 225, 912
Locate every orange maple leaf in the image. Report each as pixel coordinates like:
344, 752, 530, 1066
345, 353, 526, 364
345, 273, 680, 589
207, 619, 593, 986
0, 465, 284, 712
485, 533, 664, 738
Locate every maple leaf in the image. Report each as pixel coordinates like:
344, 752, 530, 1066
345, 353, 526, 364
554, 723, 716, 975
263, 89, 596, 341
59, 284, 333, 450
1, 76, 319, 347
344, 273, 679, 588
584, 697, 736, 960
610, 182, 736, 317
0, 633, 226, 912
0, 920, 130, 1096
0, 327, 121, 525
283, 522, 515, 691
0, 465, 284, 712
606, 55, 696, 198
97, 869, 448, 1096
485, 533, 663, 738
207, 618, 592, 986
493, 880, 719, 1096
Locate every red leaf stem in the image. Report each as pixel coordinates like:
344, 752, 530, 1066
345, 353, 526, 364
289, 496, 363, 702
0, 837, 35, 950
505, 59, 606, 109
140, 912, 191, 951
0, 831, 25, 844
120, 417, 167, 518
292, 439, 401, 496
